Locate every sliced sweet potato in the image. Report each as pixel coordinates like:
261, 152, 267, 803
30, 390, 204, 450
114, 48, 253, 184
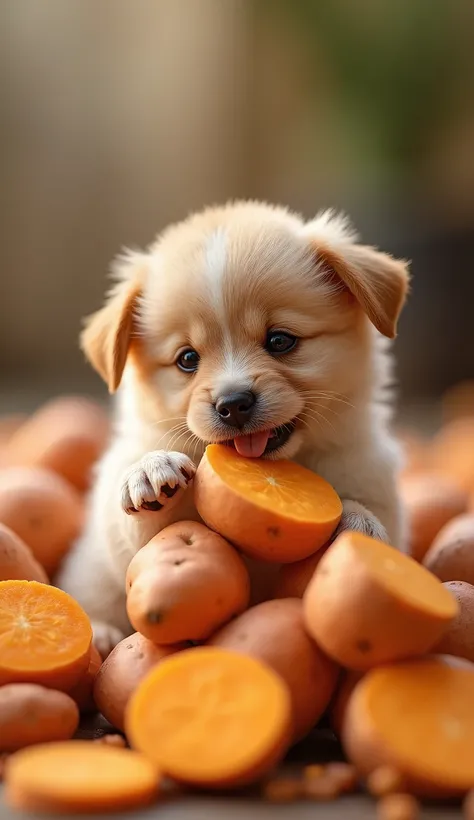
274, 546, 329, 599
209, 598, 338, 741
0, 580, 92, 691
343, 657, 474, 797
194, 444, 342, 562
69, 645, 102, 713
4, 741, 159, 812
303, 531, 457, 669
126, 647, 292, 787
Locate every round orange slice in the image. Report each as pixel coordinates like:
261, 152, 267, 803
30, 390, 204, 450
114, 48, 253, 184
4, 741, 159, 812
343, 657, 474, 796
0, 580, 92, 691
194, 444, 342, 562
125, 646, 292, 787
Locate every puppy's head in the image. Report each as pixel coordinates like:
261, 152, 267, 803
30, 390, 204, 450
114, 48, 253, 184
82, 202, 409, 459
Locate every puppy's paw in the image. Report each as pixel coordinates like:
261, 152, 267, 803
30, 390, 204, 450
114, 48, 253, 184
92, 622, 125, 659
121, 450, 195, 515
332, 499, 388, 543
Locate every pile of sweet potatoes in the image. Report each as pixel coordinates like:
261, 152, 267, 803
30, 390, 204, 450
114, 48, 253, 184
1, 391, 474, 815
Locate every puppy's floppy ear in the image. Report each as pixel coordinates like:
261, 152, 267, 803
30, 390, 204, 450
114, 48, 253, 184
303, 211, 410, 339
80, 252, 147, 393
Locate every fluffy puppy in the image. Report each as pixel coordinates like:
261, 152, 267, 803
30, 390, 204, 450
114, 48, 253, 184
57, 201, 410, 655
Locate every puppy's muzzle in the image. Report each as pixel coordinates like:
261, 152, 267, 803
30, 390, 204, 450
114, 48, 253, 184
215, 390, 256, 429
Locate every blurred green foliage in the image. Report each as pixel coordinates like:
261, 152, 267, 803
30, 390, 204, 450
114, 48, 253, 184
259, 0, 465, 178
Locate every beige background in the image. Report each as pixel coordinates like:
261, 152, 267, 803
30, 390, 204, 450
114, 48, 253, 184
2, 0, 474, 408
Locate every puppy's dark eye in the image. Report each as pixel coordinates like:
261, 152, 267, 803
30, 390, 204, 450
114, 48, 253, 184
177, 349, 200, 372
265, 331, 298, 355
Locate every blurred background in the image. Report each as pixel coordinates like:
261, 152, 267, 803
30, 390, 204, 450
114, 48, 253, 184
2, 0, 474, 423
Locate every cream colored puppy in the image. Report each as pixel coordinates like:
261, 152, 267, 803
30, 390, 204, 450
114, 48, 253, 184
58, 201, 409, 655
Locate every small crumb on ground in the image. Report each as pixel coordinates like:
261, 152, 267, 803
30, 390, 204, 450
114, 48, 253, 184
367, 765, 404, 796
263, 777, 303, 802
304, 774, 341, 801
464, 789, 474, 819
377, 793, 420, 820
303, 763, 324, 781
94, 734, 127, 747
325, 762, 359, 793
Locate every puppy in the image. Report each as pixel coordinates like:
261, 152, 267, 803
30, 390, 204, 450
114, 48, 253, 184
57, 201, 410, 655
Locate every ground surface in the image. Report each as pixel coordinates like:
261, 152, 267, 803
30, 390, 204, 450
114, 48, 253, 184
0, 719, 463, 819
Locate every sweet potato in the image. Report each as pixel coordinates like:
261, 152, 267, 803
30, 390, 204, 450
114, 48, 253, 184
93, 632, 184, 731
430, 417, 474, 492
6, 396, 109, 493
0, 414, 26, 454
194, 444, 342, 562
0, 523, 48, 583
342, 657, 474, 797
273, 546, 329, 599
126, 646, 292, 788
303, 531, 457, 670
0, 684, 79, 752
400, 472, 468, 562
329, 670, 363, 738
0, 580, 92, 691
423, 513, 474, 584
209, 598, 338, 742
4, 741, 159, 813
432, 581, 474, 663
441, 379, 474, 424
126, 521, 250, 643
377, 794, 420, 820
396, 428, 430, 478
69, 645, 102, 713
0, 467, 83, 575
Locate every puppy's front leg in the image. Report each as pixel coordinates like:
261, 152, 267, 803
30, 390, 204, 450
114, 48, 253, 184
332, 499, 388, 543
314, 439, 404, 549
121, 450, 195, 515
58, 446, 196, 657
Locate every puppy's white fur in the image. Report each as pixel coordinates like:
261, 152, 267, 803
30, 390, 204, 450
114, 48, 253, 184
57, 201, 409, 656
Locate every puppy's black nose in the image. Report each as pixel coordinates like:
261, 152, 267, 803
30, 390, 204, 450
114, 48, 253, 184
215, 391, 256, 429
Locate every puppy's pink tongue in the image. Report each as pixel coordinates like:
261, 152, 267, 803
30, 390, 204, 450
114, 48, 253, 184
233, 431, 270, 458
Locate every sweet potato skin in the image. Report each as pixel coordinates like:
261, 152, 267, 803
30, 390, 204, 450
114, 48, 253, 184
126, 521, 250, 643
423, 513, 474, 584
0, 524, 48, 583
93, 632, 184, 731
0, 684, 79, 752
433, 581, 474, 663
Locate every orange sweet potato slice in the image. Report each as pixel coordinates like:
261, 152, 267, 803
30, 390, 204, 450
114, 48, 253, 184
4, 741, 159, 812
126, 646, 292, 787
343, 657, 474, 797
0, 580, 92, 691
303, 531, 457, 669
194, 444, 342, 562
